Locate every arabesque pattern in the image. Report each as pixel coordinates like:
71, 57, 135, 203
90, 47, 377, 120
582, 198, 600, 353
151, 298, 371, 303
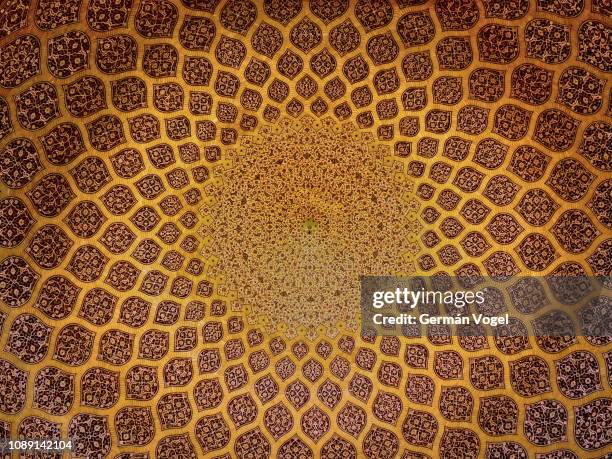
0, 0, 610, 458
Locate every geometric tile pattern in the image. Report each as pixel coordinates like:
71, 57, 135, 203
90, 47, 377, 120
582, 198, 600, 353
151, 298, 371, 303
0, 0, 610, 458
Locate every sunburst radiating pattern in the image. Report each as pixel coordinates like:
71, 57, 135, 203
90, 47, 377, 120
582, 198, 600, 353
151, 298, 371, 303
0, 0, 610, 457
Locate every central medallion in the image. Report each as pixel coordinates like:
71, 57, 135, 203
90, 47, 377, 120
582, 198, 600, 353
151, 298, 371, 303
204, 117, 417, 338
